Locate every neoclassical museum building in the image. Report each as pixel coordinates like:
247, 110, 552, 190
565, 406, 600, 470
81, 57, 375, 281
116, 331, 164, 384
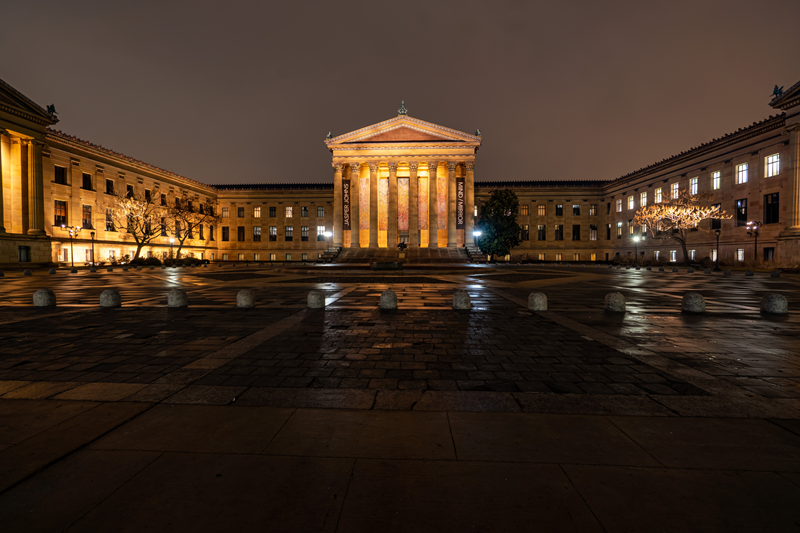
1, 75, 799, 266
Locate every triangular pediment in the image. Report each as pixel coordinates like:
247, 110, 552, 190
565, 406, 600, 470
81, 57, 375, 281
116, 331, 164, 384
770, 79, 800, 111
0, 78, 59, 126
327, 115, 481, 146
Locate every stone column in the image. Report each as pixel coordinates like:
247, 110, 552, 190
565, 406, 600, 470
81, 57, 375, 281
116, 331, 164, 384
428, 162, 438, 248
28, 140, 46, 235
368, 162, 379, 248
388, 162, 398, 247
332, 163, 343, 247
350, 163, 360, 247
447, 162, 457, 247
409, 162, 419, 247
0, 129, 6, 233
465, 162, 475, 246
783, 125, 800, 232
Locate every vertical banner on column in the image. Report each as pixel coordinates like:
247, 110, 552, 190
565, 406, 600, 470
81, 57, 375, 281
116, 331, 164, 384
342, 179, 351, 230
456, 177, 466, 229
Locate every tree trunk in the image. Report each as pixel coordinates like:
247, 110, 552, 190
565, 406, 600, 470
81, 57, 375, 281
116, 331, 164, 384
133, 242, 144, 261
677, 232, 690, 265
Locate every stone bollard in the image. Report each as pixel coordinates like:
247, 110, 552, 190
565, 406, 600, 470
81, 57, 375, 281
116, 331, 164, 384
33, 288, 56, 307
625, 266, 630, 270
646, 266, 651, 271
745, 270, 754, 277
218, 263, 222, 267
236, 289, 256, 308
122, 265, 129, 272
658, 266, 664, 272
761, 293, 788, 315
100, 289, 122, 308
723, 268, 731, 276
635, 266, 640, 270
167, 289, 188, 308
203, 264, 208, 268
90, 266, 97, 273
23, 269, 33, 276
70, 268, 77, 274
608, 265, 613, 269
379, 289, 398, 310
107, 266, 113, 272
703, 268, 710, 274
453, 290, 471, 309
770, 270, 780, 278
604, 292, 626, 312
150, 265, 155, 270
136, 265, 142, 270
681, 292, 705, 314
528, 292, 547, 311
161, 265, 166, 269
308, 290, 325, 308
48, 268, 56, 274
672, 267, 678, 272
687, 267, 694, 273
615, 265, 621, 269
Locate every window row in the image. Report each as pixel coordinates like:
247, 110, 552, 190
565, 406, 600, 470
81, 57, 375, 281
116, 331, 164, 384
220, 225, 328, 242
517, 204, 598, 217
220, 206, 325, 218
217, 252, 322, 262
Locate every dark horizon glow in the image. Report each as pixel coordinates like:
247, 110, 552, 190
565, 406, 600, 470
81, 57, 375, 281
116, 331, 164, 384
2, 0, 799, 186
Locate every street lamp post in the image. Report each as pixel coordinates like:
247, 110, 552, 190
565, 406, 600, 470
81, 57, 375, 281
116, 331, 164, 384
61, 224, 80, 268
169, 237, 175, 261
473, 230, 482, 261
713, 229, 721, 271
90, 231, 95, 266
632, 235, 642, 267
746, 221, 761, 262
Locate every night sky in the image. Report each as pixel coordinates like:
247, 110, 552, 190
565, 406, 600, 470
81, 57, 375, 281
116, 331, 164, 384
3, 0, 798, 185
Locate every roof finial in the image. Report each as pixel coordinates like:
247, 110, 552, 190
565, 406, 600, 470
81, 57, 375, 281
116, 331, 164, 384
475, 129, 481, 136
398, 100, 407, 115
326, 131, 332, 140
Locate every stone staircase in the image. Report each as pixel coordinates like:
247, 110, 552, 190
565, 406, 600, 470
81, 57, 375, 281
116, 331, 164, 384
334, 247, 470, 264
464, 245, 488, 263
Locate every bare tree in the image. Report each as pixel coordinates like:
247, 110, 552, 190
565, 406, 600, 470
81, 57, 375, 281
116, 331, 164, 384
164, 191, 220, 258
633, 189, 731, 264
109, 186, 164, 261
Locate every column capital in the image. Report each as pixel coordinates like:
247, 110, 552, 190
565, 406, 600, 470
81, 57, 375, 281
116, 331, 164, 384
349, 161, 360, 170
409, 162, 418, 172
427, 162, 439, 173
368, 162, 380, 172
465, 162, 475, 171
447, 162, 457, 172
387, 162, 398, 172
332, 163, 343, 172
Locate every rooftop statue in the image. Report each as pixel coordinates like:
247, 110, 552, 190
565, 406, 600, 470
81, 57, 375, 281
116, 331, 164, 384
326, 131, 332, 139
398, 100, 407, 115
771, 85, 784, 99
47, 104, 58, 115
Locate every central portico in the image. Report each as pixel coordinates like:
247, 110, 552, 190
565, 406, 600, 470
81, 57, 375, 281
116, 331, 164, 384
326, 105, 481, 249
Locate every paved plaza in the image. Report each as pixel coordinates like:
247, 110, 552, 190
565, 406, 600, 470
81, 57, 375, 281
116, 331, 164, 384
0, 264, 799, 531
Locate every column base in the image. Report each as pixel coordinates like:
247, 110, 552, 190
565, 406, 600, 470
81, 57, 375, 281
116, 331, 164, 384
27, 229, 46, 236
447, 243, 457, 248
368, 243, 378, 248
333, 242, 343, 248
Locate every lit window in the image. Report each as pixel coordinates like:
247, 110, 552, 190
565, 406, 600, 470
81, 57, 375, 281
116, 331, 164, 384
736, 163, 748, 184
238, 253, 244, 261
538, 253, 545, 261
690, 250, 696, 260
640, 192, 647, 207
302, 253, 308, 261
285, 206, 293, 218
254, 253, 260, 261
538, 204, 546, 216
690, 177, 698, 195
556, 253, 562, 261
301, 225, 309, 241
670, 250, 676, 262
573, 253, 580, 261
589, 204, 597, 216
254, 207, 261, 218
589, 224, 598, 241
737, 248, 744, 262
301, 206, 308, 217
222, 253, 229, 261
269, 226, 277, 241
765, 154, 779, 177
318, 206, 325, 217
286, 253, 292, 261
711, 250, 717, 261
654, 251, 660, 260
270, 253, 276, 261
616, 199, 622, 212
616, 221, 623, 238
520, 205, 529, 216
285, 226, 293, 241
712, 171, 721, 190
628, 220, 634, 235
474, 206, 478, 216
222, 207, 229, 218
573, 205, 580, 216
590, 253, 597, 261
628, 195, 634, 210
317, 225, 326, 241
253, 226, 261, 241
655, 188, 662, 203
671, 183, 679, 199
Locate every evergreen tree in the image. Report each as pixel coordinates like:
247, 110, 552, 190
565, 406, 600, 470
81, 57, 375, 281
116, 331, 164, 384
476, 189, 522, 259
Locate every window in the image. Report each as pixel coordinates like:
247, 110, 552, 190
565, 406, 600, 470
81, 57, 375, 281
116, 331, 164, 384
616, 199, 622, 212
301, 225, 309, 241
19, 246, 31, 262
572, 224, 580, 240
555, 205, 563, 216
160, 194, 167, 206
106, 209, 115, 231
222, 227, 229, 241
573, 253, 580, 261
254, 207, 261, 218
573, 205, 580, 216
237, 207, 245, 218
606, 224, 611, 240
690, 250, 696, 261
317, 225, 326, 241
538, 253, 545, 261
222, 207, 229, 218
589, 224, 598, 241
670, 250, 677, 262
690, 177, 698, 195
711, 249, 717, 262
269, 226, 277, 241
640, 192, 647, 207
209, 226, 215, 241
654, 251, 660, 260
270, 253, 276, 261
589, 204, 597, 216
474, 206, 478, 216
521, 224, 529, 241
285, 206, 293, 218
286, 253, 292, 261
175, 197, 180, 208
269, 206, 276, 217
736, 163, 748, 184
126, 185, 134, 198
736, 199, 747, 227
238, 254, 244, 261
590, 253, 597, 261
655, 188, 662, 203
710, 204, 721, 230
520, 205, 529, 216
301, 206, 308, 217
54, 166, 67, 185
671, 183, 679, 199
174, 220, 181, 237
285, 226, 293, 241
765, 154, 780, 177
222, 253, 229, 261
254, 253, 260, 261
81, 173, 92, 190
736, 248, 744, 262
106, 179, 114, 195
302, 253, 308, 261
764, 193, 779, 224
538, 205, 546, 216
607, 202, 611, 215
712, 171, 721, 190
537, 224, 546, 241
628, 195, 634, 210
616, 221, 623, 238
253, 226, 261, 241
54, 200, 67, 226
554, 224, 563, 241
237, 226, 245, 241
199, 225, 204, 240
556, 253, 562, 261
82, 205, 92, 229
628, 220, 634, 235
318, 206, 325, 217
764, 247, 775, 261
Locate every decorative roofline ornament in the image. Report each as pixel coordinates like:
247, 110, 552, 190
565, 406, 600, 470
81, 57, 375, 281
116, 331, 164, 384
771, 85, 784, 100
326, 131, 332, 139
398, 100, 407, 115
475, 129, 481, 136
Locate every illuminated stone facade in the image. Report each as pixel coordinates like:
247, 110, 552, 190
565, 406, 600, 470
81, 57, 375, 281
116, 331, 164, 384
1, 76, 800, 266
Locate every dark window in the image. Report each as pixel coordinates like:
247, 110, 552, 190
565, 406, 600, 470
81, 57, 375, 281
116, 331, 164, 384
269, 206, 276, 217
222, 227, 229, 241
238, 207, 245, 218
555, 205, 563, 216
764, 247, 775, 261
160, 194, 166, 206
126, 185, 134, 198
18, 246, 31, 262
301, 206, 308, 217
711, 204, 722, 229
199, 225, 204, 240
106, 179, 114, 195
537, 225, 546, 241
106, 209, 115, 231
54, 166, 67, 185
145, 189, 151, 202
572, 224, 580, 240
175, 198, 180, 208
269, 226, 277, 241
253, 226, 261, 241
82, 173, 92, 190
175, 221, 181, 237
82, 205, 92, 229
209, 225, 215, 241
573, 205, 580, 216
54, 200, 67, 226
606, 224, 611, 240
160, 217, 168, 236
285, 226, 293, 241
237, 226, 245, 241
521, 224, 529, 241
736, 199, 747, 227
606, 202, 611, 215
301, 226, 309, 241
554, 224, 563, 241
317, 206, 325, 217
764, 193, 779, 224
